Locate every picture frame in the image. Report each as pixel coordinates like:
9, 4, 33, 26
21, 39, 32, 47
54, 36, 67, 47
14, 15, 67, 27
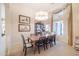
18, 24, 30, 32
19, 15, 30, 24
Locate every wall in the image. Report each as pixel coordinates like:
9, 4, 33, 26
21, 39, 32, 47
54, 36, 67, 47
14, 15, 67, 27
53, 5, 70, 43
5, 4, 35, 55
5, 4, 51, 55
72, 4, 79, 47
62, 5, 70, 43
56, 4, 79, 46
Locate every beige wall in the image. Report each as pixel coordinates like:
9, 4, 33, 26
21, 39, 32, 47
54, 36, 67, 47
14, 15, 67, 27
72, 4, 79, 47
53, 5, 70, 43
62, 5, 70, 43
5, 4, 51, 55
5, 4, 35, 55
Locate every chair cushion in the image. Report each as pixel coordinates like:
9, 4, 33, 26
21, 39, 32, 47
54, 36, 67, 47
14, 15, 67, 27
26, 43, 32, 48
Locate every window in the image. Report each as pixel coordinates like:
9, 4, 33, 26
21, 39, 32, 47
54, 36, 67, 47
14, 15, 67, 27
45, 24, 50, 31
53, 21, 63, 35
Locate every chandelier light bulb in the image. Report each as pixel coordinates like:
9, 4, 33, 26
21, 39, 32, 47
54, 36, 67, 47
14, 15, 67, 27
35, 11, 48, 21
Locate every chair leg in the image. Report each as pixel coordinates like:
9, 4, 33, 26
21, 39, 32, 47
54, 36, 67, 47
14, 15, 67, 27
50, 43, 51, 47
54, 39, 56, 45
24, 48, 27, 56
50, 42, 53, 47
33, 46, 36, 55
44, 45, 46, 50
23, 48, 24, 52
52, 42, 53, 47
46, 44, 48, 49
38, 46, 40, 54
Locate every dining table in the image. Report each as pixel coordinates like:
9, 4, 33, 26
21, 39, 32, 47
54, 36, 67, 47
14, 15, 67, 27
29, 35, 42, 47
28, 34, 56, 54
29, 33, 56, 46
29, 34, 49, 47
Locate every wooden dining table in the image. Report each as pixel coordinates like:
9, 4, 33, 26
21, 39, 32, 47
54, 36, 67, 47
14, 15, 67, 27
28, 34, 56, 54
29, 35, 47, 46
29, 35, 41, 47
29, 34, 56, 47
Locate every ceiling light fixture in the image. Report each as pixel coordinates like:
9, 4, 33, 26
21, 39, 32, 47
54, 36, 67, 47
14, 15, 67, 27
35, 11, 48, 21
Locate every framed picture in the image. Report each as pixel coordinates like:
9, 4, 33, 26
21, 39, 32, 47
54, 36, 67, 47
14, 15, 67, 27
19, 15, 30, 24
18, 24, 30, 32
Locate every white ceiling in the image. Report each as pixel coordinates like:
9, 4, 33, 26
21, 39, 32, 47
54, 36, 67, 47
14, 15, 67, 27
53, 11, 64, 20
9, 3, 68, 22
9, 3, 67, 13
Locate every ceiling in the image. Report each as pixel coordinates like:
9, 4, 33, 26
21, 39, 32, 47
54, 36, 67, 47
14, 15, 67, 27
53, 11, 64, 20
8, 3, 68, 22
9, 3, 67, 13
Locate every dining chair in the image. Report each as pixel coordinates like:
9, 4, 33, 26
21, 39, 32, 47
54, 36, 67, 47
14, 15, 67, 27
44, 37, 49, 49
49, 34, 56, 46
49, 35, 54, 47
53, 34, 56, 45
35, 37, 45, 54
21, 34, 33, 56
45, 35, 54, 49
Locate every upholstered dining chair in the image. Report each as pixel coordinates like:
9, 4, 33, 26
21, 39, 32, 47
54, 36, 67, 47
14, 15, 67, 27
21, 34, 33, 56
48, 34, 56, 47
35, 36, 46, 54
44, 35, 54, 49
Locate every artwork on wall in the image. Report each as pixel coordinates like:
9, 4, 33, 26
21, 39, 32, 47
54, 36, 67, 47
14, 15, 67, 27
18, 24, 30, 32
35, 22, 45, 35
19, 15, 30, 24
18, 15, 31, 32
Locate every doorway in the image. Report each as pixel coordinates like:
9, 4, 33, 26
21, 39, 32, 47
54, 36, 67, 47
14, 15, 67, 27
0, 4, 6, 56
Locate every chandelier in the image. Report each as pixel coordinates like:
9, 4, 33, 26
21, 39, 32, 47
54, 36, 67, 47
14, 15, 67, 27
35, 11, 48, 21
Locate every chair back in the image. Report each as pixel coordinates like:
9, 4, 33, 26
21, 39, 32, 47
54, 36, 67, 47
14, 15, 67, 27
39, 36, 45, 43
21, 34, 26, 46
35, 36, 45, 45
53, 34, 56, 40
